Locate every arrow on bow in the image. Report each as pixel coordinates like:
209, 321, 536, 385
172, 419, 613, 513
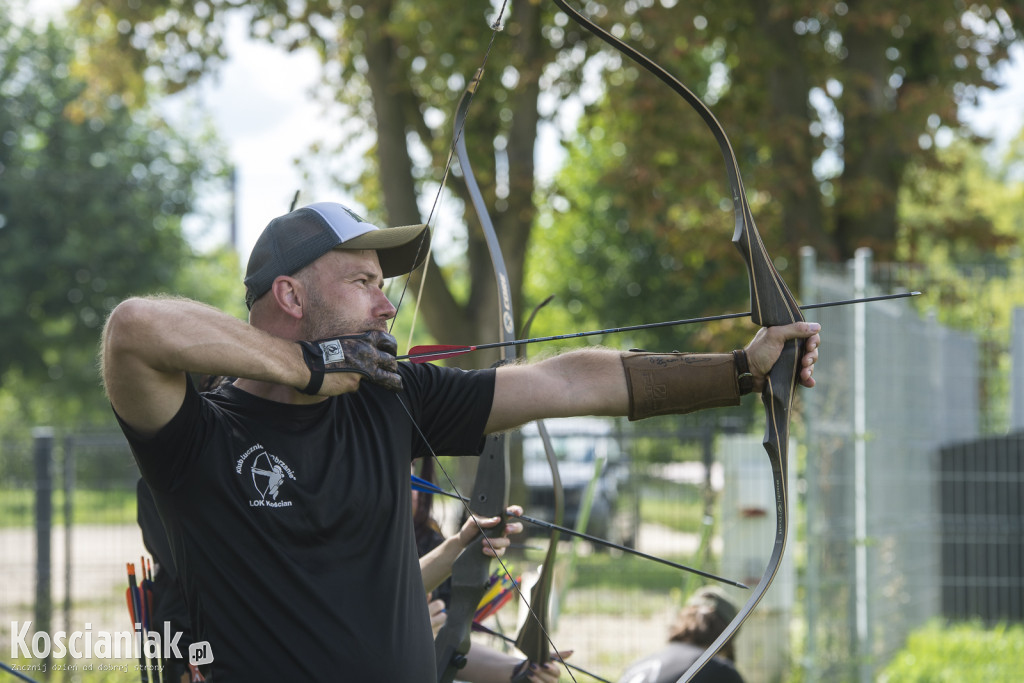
473, 622, 614, 683
399, 292, 917, 363
394, 3, 829, 680
550, 1, 806, 680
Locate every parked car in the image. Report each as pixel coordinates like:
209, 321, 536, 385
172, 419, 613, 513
517, 417, 639, 549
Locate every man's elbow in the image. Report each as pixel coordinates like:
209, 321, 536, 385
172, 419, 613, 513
103, 297, 150, 348
100, 298, 157, 379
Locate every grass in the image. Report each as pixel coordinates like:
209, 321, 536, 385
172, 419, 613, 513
569, 551, 705, 593
0, 488, 136, 528
553, 544, 722, 619
879, 620, 1024, 683
639, 495, 705, 532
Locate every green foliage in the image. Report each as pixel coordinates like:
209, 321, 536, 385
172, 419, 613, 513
879, 620, 1024, 683
171, 245, 246, 319
527, 77, 755, 356
898, 138, 1022, 268
527, 0, 1023, 365
0, 11, 232, 433
898, 138, 1024, 431
66, 0, 1024, 393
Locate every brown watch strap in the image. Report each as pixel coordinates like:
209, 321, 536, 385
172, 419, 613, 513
732, 349, 754, 395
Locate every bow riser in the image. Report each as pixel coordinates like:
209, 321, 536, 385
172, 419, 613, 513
732, 205, 804, 330
434, 437, 511, 682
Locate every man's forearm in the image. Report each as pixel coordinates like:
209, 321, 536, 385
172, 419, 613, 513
102, 296, 306, 386
487, 348, 630, 433
101, 296, 311, 435
487, 346, 750, 431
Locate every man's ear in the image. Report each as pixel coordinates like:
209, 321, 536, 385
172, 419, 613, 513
271, 276, 305, 320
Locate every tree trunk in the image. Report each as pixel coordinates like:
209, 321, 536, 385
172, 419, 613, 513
363, 3, 547, 370
834, 12, 907, 261
757, 3, 828, 258
361, 2, 476, 360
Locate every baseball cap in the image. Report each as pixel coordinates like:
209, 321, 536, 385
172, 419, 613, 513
243, 202, 430, 309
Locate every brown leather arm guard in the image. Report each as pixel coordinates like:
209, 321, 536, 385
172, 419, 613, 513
621, 351, 752, 421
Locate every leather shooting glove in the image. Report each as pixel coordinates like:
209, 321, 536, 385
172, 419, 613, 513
298, 331, 402, 394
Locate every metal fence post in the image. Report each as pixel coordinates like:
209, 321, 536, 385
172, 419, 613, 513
799, 246, 819, 682
63, 435, 75, 641
1012, 307, 1024, 431
33, 426, 54, 674
853, 248, 872, 683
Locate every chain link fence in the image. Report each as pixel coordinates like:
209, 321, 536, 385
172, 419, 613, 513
798, 248, 1016, 683
0, 431, 146, 677
2, 249, 1020, 682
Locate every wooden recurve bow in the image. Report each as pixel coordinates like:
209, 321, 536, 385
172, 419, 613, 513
549, 2, 805, 680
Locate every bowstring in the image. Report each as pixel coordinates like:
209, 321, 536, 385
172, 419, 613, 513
388, 1, 511, 341
396, 395, 577, 682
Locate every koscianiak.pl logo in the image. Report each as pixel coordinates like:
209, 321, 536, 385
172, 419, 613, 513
9, 621, 213, 671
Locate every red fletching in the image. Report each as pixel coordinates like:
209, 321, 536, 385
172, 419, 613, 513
403, 344, 477, 363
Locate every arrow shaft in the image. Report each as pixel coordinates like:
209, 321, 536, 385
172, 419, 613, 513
398, 291, 919, 362
413, 476, 747, 589
516, 514, 747, 589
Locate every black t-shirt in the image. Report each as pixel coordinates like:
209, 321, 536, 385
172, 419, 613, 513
617, 642, 745, 683
117, 362, 495, 682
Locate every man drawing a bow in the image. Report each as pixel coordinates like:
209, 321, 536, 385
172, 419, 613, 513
101, 202, 820, 681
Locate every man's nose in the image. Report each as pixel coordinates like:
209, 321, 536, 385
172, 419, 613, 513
376, 288, 398, 319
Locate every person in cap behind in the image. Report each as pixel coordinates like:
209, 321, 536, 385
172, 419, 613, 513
617, 587, 745, 683
101, 201, 821, 682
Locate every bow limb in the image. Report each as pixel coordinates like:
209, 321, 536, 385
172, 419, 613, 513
439, 71, 576, 683
549, 2, 804, 681
434, 69, 517, 683
512, 299, 565, 677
